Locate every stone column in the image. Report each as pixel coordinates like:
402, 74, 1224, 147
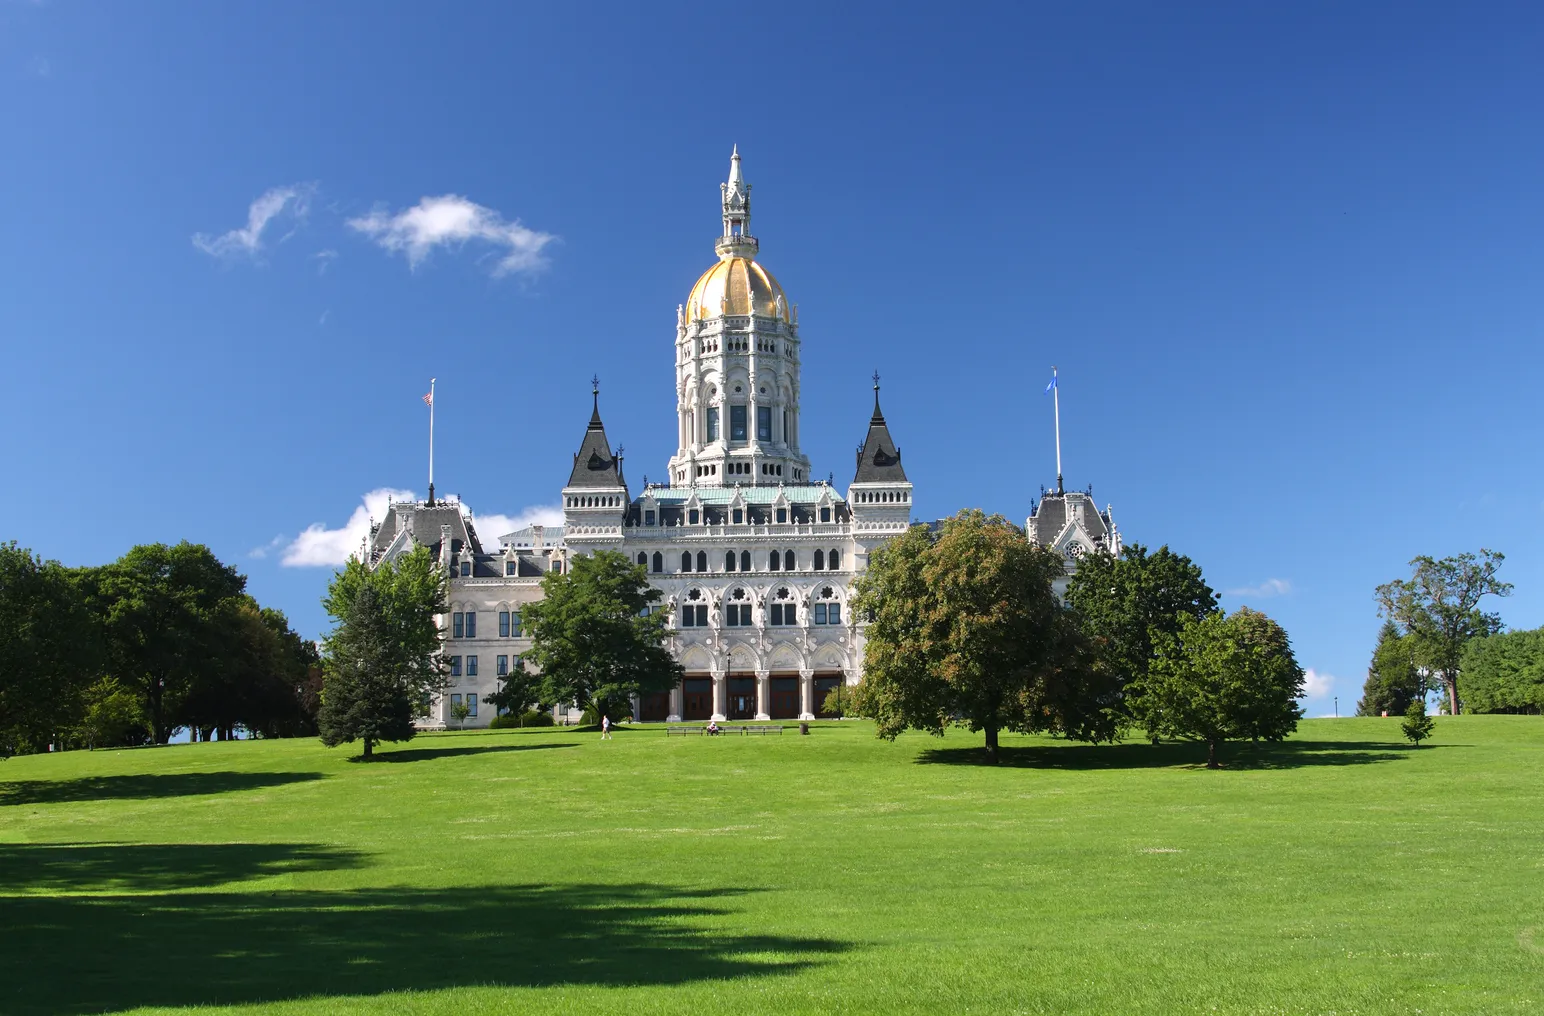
667, 679, 683, 724
754, 669, 771, 722
711, 668, 727, 722
799, 667, 815, 721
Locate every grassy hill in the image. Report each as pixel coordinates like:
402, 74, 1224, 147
2, 717, 1541, 1015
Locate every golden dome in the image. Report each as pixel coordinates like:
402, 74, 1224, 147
684, 256, 791, 324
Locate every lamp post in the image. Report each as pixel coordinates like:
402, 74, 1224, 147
1334, 696, 1338, 718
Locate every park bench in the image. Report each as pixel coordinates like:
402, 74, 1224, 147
665, 724, 784, 736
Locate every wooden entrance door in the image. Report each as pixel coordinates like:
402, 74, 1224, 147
683, 678, 712, 720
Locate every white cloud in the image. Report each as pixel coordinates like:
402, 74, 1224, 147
193, 183, 315, 259
1226, 578, 1292, 599
282, 488, 415, 567
472, 505, 565, 543
347, 195, 555, 276
1302, 668, 1335, 699
313, 249, 338, 274
278, 492, 564, 567
248, 534, 287, 559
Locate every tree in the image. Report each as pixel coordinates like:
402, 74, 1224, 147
852, 510, 1120, 763
1458, 627, 1544, 714
0, 543, 101, 754
485, 659, 544, 718
1401, 698, 1435, 747
1064, 543, 1217, 730
449, 699, 471, 729
521, 551, 680, 723
323, 546, 447, 712
1355, 622, 1426, 717
72, 676, 151, 749
1140, 607, 1305, 768
318, 586, 417, 759
1375, 550, 1511, 715
87, 543, 246, 743
318, 546, 448, 759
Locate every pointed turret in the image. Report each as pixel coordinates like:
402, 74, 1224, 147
853, 372, 907, 483
568, 377, 623, 488
716, 145, 757, 259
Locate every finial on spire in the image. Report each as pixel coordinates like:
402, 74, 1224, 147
717, 146, 757, 258
872, 370, 881, 391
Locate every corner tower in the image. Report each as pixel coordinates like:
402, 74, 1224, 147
667, 148, 812, 487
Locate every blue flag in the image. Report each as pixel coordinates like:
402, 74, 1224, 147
1044, 375, 1057, 394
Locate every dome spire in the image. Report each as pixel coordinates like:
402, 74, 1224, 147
716, 145, 758, 259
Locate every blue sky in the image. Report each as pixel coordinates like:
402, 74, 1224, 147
3, 2, 1540, 717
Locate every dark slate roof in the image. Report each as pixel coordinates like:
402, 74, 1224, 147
370, 501, 484, 560
1029, 490, 1107, 542
567, 396, 624, 489
853, 391, 908, 483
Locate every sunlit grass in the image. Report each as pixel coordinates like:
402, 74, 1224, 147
2, 717, 1541, 1014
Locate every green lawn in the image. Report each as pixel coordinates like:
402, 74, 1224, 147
2, 718, 1541, 1015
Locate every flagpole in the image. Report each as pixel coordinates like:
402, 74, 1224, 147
428, 377, 436, 506
1052, 366, 1062, 494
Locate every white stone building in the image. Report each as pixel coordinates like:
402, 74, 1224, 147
1025, 482, 1122, 598
368, 149, 916, 727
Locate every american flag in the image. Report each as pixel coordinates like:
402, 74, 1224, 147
423, 391, 433, 407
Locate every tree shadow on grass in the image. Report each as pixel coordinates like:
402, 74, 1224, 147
0, 770, 325, 807
915, 740, 1449, 770
0, 841, 370, 894
0, 879, 850, 1014
363, 742, 581, 763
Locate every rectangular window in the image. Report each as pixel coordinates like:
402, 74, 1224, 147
450, 693, 462, 707
467, 655, 478, 677
776, 508, 787, 524
496, 654, 508, 676
511, 612, 521, 637
498, 611, 510, 638
757, 406, 772, 440
828, 603, 841, 625
689, 509, 700, 525
682, 608, 695, 628
821, 507, 832, 523
465, 612, 476, 638
785, 604, 797, 625
726, 606, 739, 627
814, 603, 827, 625
707, 406, 720, 441
449, 656, 462, 677
694, 604, 707, 627
645, 510, 656, 526
467, 694, 478, 717
771, 603, 784, 626
730, 404, 747, 441
452, 613, 464, 639
505, 561, 516, 576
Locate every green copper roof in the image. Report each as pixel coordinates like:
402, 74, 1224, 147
637, 484, 843, 506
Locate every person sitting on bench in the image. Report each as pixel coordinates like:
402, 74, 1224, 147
705, 719, 720, 735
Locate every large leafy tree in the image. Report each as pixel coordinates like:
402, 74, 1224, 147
1375, 550, 1511, 715
1355, 621, 1425, 717
318, 545, 447, 757
852, 510, 1119, 763
317, 585, 417, 759
1064, 543, 1217, 729
1458, 627, 1544, 714
89, 542, 247, 743
521, 550, 680, 723
0, 543, 101, 755
1140, 607, 1304, 768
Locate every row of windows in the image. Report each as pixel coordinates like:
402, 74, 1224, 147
450, 611, 522, 639
456, 559, 556, 577
705, 405, 776, 443
677, 600, 843, 627
447, 693, 478, 717
856, 489, 910, 504
447, 654, 520, 678
567, 494, 622, 508
642, 548, 842, 574
644, 505, 835, 527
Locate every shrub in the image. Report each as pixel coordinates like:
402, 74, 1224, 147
488, 710, 554, 729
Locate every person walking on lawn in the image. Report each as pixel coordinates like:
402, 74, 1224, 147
601, 714, 613, 740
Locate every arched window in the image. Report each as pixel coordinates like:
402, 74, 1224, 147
784, 550, 795, 571
769, 587, 797, 626
814, 549, 825, 570
814, 586, 842, 626
681, 551, 693, 572
651, 552, 662, 573
725, 588, 752, 627
637, 552, 646, 567
725, 551, 737, 572
740, 550, 751, 572
829, 549, 840, 570
769, 550, 780, 571
696, 551, 707, 572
